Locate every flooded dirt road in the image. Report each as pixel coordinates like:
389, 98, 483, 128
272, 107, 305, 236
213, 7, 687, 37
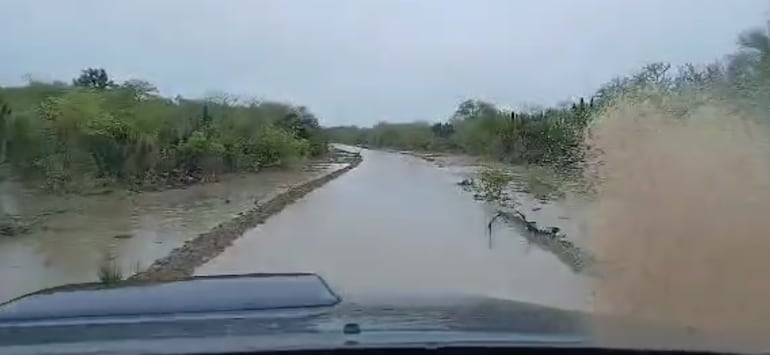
198, 148, 592, 311
0, 163, 343, 303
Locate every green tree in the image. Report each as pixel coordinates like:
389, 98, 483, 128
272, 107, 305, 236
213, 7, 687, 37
73, 68, 115, 90
121, 79, 158, 101
737, 25, 770, 74
451, 99, 499, 121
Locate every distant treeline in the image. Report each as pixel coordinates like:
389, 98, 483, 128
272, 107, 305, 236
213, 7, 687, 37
326, 99, 591, 168
0, 69, 327, 192
326, 20, 770, 170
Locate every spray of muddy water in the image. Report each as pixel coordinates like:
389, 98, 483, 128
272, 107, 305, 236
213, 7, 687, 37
585, 93, 770, 350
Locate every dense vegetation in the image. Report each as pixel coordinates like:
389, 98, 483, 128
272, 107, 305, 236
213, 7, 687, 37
0, 69, 326, 192
326, 21, 770, 172
327, 98, 591, 169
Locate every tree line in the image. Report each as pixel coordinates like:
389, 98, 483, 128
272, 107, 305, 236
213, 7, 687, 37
325, 21, 770, 171
0, 68, 326, 192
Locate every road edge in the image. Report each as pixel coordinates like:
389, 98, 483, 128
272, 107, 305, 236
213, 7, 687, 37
129, 153, 363, 281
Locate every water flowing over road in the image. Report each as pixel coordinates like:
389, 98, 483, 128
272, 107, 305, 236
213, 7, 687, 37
0, 164, 341, 303
198, 148, 592, 310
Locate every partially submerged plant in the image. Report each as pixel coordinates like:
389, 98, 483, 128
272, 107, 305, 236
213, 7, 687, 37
477, 167, 512, 201
97, 256, 124, 285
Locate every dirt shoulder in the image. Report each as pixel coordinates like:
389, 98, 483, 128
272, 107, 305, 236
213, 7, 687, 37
129, 151, 362, 281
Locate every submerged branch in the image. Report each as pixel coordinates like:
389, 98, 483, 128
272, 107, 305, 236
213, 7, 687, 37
487, 208, 593, 273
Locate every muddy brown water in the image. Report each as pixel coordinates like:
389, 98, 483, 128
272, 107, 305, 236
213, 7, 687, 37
197, 147, 592, 311
0, 163, 343, 303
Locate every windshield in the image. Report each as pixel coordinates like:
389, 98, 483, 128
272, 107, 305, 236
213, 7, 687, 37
1, 0, 770, 352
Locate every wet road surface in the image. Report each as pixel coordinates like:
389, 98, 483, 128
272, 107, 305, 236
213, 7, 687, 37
197, 148, 592, 311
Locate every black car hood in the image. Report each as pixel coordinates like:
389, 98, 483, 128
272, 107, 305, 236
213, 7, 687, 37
0, 274, 744, 354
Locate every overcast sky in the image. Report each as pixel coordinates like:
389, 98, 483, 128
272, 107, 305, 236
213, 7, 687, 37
1, 1, 768, 126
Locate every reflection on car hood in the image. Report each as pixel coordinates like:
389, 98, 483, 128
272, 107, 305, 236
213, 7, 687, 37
0, 274, 738, 354
0, 273, 341, 322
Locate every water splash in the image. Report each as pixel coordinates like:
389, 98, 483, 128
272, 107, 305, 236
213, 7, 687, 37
585, 94, 770, 349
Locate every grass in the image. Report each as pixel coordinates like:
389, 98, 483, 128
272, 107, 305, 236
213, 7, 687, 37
97, 257, 124, 285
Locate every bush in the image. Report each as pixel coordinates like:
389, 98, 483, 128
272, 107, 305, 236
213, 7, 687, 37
252, 125, 309, 167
